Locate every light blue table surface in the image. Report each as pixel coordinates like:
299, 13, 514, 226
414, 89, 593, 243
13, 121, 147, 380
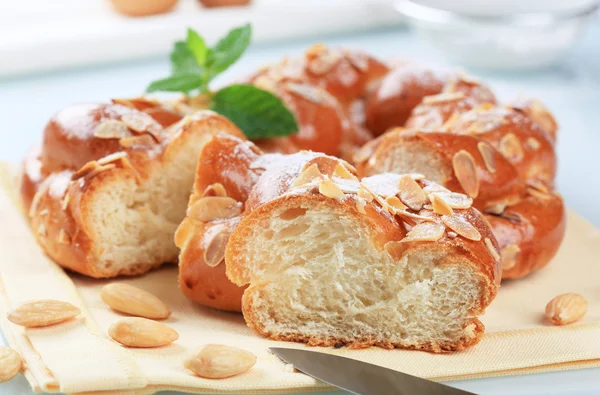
0, 23, 599, 395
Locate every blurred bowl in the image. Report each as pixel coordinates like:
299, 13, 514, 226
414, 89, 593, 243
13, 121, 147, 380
395, 0, 599, 70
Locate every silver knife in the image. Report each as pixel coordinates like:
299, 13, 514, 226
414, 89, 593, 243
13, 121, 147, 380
270, 347, 476, 395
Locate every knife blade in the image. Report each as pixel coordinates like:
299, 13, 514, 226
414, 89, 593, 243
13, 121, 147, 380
270, 347, 476, 395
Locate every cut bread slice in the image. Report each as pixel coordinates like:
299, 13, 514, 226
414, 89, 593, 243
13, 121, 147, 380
222, 142, 500, 352
27, 109, 244, 278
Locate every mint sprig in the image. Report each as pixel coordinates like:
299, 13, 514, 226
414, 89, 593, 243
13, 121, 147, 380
146, 24, 298, 138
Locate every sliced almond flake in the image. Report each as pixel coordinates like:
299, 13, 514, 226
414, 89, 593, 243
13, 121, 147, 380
401, 222, 445, 243
447, 231, 458, 238
408, 173, 426, 181
384, 241, 408, 260
396, 210, 436, 223
61, 193, 70, 211
457, 72, 482, 85
430, 191, 473, 209
484, 203, 507, 215
72, 161, 99, 180
319, 179, 345, 199
307, 49, 341, 75
442, 112, 460, 132
485, 238, 500, 261
397, 175, 427, 211
37, 224, 47, 237
422, 92, 465, 105
526, 180, 549, 194
357, 188, 374, 202
57, 229, 71, 245
291, 164, 324, 188
39, 208, 49, 216
119, 134, 156, 148
430, 193, 454, 216
341, 161, 357, 174
477, 142, 496, 173
121, 113, 158, 134
527, 187, 551, 200
118, 156, 143, 184
345, 50, 369, 72
203, 183, 228, 197
355, 197, 367, 214
112, 98, 136, 108
498, 133, 524, 161
188, 197, 242, 222
501, 244, 521, 271
525, 137, 541, 151
87, 163, 117, 180
98, 151, 128, 166
286, 82, 327, 105
441, 214, 481, 241
385, 196, 407, 213
334, 178, 360, 193
174, 218, 195, 248
452, 150, 480, 198
422, 181, 450, 195
253, 75, 278, 93
94, 120, 131, 139
333, 163, 358, 180
204, 228, 232, 268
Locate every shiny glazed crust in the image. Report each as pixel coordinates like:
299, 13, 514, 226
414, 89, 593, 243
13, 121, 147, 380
356, 88, 565, 279
23, 102, 244, 278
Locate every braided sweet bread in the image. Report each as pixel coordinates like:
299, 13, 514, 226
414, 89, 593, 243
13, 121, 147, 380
356, 79, 565, 279
22, 101, 244, 277
176, 134, 500, 351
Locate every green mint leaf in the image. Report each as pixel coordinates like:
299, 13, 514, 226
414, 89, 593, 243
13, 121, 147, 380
211, 84, 298, 139
186, 28, 208, 66
206, 24, 252, 80
146, 74, 204, 94
170, 41, 202, 76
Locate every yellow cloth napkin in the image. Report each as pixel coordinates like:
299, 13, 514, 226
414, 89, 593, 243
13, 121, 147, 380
1, 162, 599, 395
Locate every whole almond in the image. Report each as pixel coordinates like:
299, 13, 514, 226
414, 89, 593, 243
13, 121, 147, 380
101, 283, 170, 320
545, 293, 588, 325
184, 344, 257, 379
7, 300, 81, 327
109, 317, 178, 348
0, 347, 21, 383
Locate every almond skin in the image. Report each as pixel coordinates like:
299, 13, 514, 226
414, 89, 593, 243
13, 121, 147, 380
7, 300, 81, 327
0, 347, 21, 383
101, 283, 170, 320
109, 317, 178, 348
545, 293, 588, 325
184, 344, 257, 379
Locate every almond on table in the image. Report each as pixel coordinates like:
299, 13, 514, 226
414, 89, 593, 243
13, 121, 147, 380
545, 293, 588, 326
100, 283, 171, 320
0, 346, 22, 383
108, 317, 178, 348
184, 344, 257, 379
7, 300, 81, 328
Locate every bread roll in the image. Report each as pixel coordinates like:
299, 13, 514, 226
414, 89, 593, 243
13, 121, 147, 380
23, 103, 244, 278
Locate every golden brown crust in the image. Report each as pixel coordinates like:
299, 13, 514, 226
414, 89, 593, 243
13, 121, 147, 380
405, 75, 497, 130
176, 134, 261, 311
223, 153, 500, 352
247, 44, 388, 159
25, 105, 244, 278
356, 100, 564, 280
365, 65, 447, 136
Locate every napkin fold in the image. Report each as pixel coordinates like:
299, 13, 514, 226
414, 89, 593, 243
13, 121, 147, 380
1, 163, 599, 394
